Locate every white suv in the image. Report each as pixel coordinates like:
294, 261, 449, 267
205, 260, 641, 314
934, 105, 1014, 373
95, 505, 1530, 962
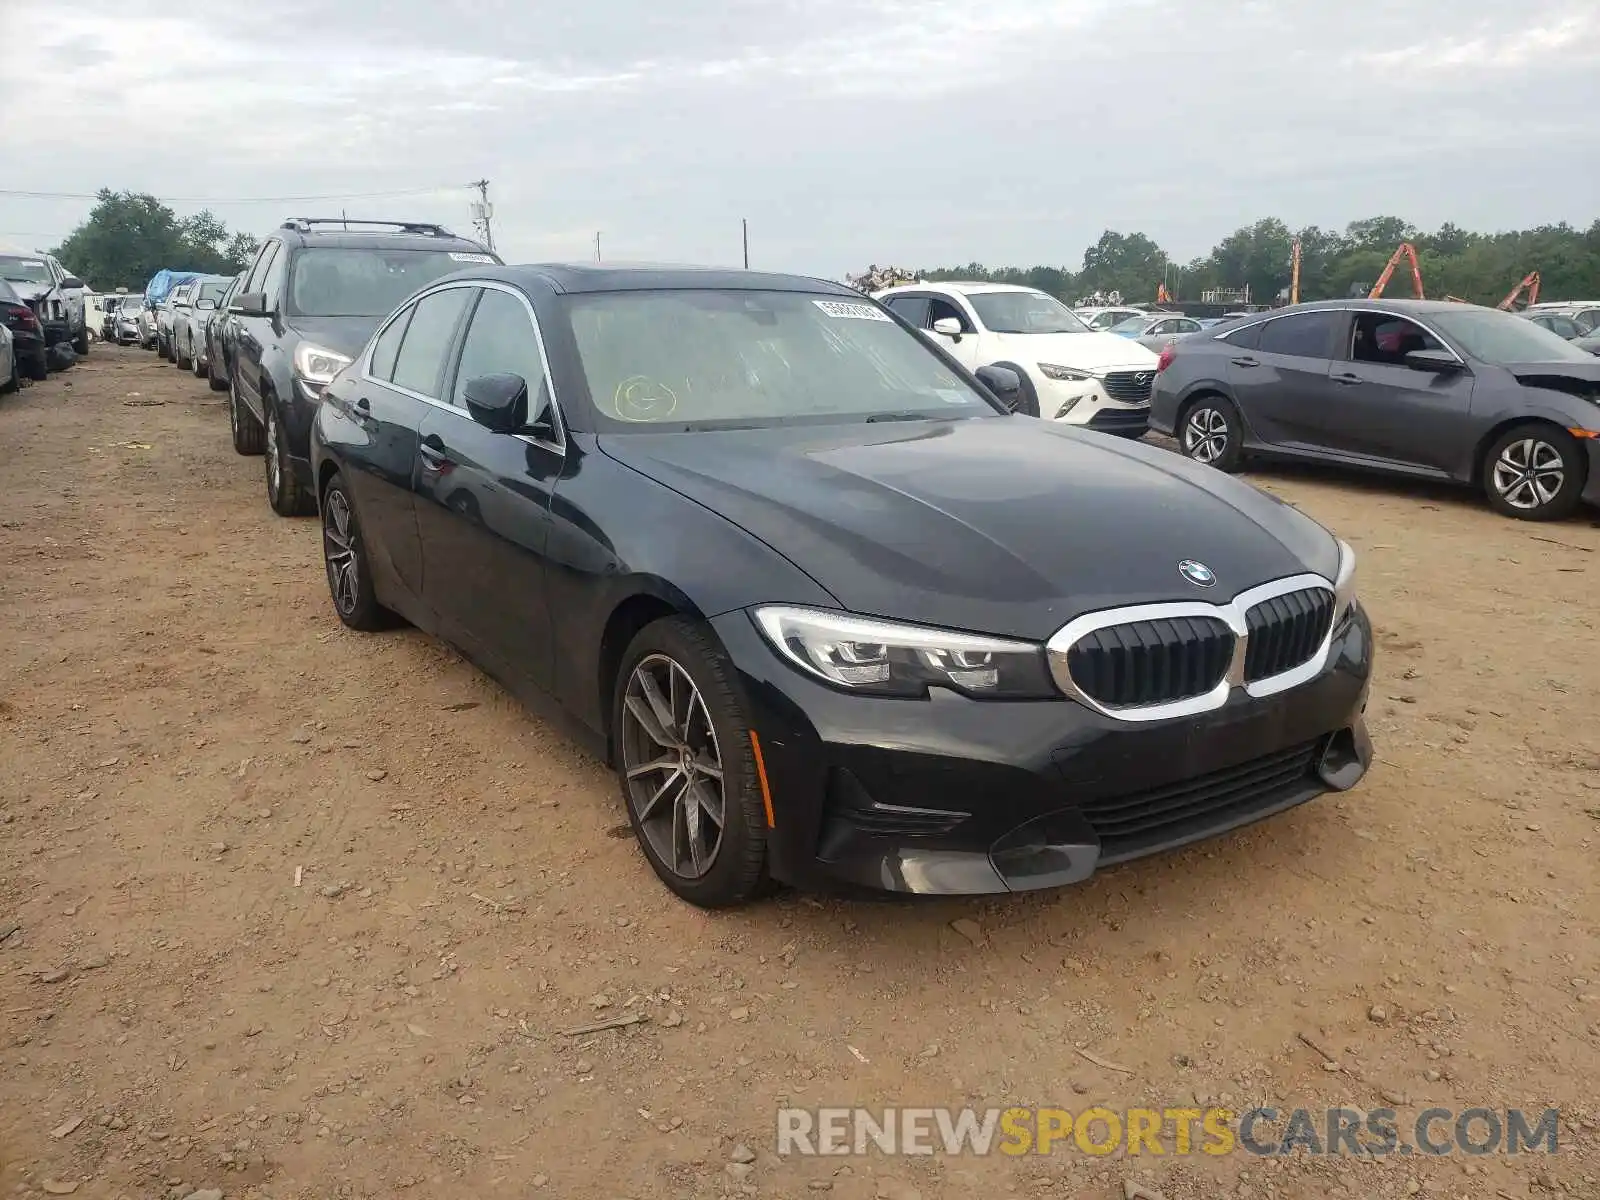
873, 282, 1159, 435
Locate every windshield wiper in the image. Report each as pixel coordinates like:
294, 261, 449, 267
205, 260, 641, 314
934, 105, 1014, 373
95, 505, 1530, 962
864, 411, 938, 423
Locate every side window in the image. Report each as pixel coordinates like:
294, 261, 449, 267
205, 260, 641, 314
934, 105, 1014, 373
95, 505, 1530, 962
259, 246, 290, 307
1573, 309, 1599, 334
368, 306, 413, 382
391, 288, 471, 397
885, 295, 930, 328
1220, 323, 1261, 350
1258, 311, 1340, 358
1153, 320, 1177, 335
928, 297, 972, 332
449, 288, 552, 413
1176, 319, 1201, 333
1350, 312, 1443, 365
241, 242, 277, 294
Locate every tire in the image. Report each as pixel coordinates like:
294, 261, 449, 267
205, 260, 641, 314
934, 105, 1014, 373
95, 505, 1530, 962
207, 352, 228, 391
265, 398, 314, 516
320, 472, 396, 631
175, 335, 190, 371
1482, 424, 1586, 522
1178, 394, 1244, 472
192, 337, 208, 377
72, 328, 89, 356
229, 371, 265, 456
612, 616, 772, 908
24, 349, 47, 381
1, 353, 18, 395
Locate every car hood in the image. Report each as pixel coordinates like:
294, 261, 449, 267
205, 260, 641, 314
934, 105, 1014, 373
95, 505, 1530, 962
284, 315, 382, 361
598, 417, 1338, 640
986, 330, 1160, 371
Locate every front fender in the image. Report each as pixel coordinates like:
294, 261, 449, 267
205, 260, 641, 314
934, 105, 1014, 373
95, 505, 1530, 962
546, 435, 840, 737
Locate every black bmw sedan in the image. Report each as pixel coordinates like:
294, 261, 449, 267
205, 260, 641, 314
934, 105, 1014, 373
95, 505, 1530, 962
310, 264, 1373, 907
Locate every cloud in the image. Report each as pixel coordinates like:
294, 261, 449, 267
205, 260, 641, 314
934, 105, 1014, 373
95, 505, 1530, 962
1348, 12, 1600, 73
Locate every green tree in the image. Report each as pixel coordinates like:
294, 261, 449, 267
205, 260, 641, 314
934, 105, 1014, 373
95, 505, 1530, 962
51, 190, 257, 291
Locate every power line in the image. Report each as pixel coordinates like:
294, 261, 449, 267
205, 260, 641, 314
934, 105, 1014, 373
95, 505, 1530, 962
468, 179, 496, 253
0, 184, 471, 205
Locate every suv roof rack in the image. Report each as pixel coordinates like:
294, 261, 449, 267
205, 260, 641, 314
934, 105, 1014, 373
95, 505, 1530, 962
279, 217, 459, 238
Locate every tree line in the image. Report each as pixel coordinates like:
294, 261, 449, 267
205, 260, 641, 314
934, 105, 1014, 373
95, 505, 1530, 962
52, 190, 260, 292
911, 216, 1600, 308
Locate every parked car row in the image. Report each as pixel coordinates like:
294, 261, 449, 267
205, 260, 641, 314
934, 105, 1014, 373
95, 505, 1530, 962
135, 216, 1377, 909
0, 248, 90, 381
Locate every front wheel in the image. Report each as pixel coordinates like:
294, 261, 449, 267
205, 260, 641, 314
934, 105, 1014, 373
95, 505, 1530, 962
175, 335, 191, 370
1179, 395, 1244, 472
192, 338, 208, 377
1, 352, 19, 394
72, 328, 89, 356
1483, 425, 1586, 521
207, 352, 228, 391
265, 399, 314, 516
613, 617, 772, 908
321, 472, 395, 630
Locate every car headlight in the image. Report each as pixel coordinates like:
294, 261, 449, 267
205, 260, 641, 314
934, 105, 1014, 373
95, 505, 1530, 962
293, 342, 353, 385
1332, 538, 1357, 626
752, 605, 1056, 699
1038, 363, 1096, 382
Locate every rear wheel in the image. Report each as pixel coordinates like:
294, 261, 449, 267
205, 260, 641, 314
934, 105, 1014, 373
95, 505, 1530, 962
72, 328, 89, 356
613, 616, 772, 908
1483, 424, 1586, 521
265, 399, 314, 516
175, 334, 190, 370
229, 371, 265, 455
192, 336, 208, 377
1178, 394, 1244, 472
24, 350, 47, 381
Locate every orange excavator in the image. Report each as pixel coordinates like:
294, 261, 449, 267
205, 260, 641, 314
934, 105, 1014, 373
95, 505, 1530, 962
1497, 271, 1540, 310
1367, 242, 1425, 300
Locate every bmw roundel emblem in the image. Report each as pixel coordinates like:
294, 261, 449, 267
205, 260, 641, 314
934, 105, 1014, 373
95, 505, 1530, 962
1178, 559, 1216, 587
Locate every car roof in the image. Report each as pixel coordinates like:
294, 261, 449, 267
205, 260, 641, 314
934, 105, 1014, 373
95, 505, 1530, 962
269, 220, 494, 256
1239, 298, 1484, 318
882, 280, 1045, 296
476, 262, 860, 297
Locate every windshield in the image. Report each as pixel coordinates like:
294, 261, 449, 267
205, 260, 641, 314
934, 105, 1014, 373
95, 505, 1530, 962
0, 256, 51, 285
197, 280, 228, 304
118, 296, 142, 311
1108, 316, 1151, 335
967, 291, 1087, 334
287, 248, 483, 317
566, 289, 1000, 430
1431, 308, 1595, 364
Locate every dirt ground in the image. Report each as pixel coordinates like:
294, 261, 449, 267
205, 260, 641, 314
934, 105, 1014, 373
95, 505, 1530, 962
1, 346, 1598, 1200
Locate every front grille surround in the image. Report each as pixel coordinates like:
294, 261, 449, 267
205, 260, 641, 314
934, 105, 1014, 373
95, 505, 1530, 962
1046, 574, 1338, 723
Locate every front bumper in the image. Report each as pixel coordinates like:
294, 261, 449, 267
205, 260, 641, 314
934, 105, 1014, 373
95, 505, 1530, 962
1581, 440, 1600, 509
712, 602, 1373, 896
1040, 371, 1155, 434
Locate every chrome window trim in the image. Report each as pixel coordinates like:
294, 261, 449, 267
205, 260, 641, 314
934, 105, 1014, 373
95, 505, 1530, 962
1209, 305, 1468, 368
361, 278, 567, 456
1044, 572, 1337, 723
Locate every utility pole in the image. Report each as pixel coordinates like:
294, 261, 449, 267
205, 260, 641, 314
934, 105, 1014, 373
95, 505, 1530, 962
742, 219, 749, 269
468, 179, 495, 252
595, 231, 602, 263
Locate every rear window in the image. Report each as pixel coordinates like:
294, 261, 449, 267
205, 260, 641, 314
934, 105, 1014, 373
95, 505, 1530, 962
286, 247, 491, 318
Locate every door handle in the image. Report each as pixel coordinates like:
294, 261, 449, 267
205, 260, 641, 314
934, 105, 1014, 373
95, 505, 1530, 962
1332, 372, 1362, 386
419, 438, 450, 470
354, 397, 371, 415
1229, 356, 1258, 368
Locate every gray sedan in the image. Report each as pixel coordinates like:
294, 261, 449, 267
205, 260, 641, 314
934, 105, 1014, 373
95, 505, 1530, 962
1108, 312, 1204, 352
1149, 298, 1600, 521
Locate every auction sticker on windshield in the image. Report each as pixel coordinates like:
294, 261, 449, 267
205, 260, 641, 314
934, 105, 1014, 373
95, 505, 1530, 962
814, 299, 892, 322
449, 253, 495, 263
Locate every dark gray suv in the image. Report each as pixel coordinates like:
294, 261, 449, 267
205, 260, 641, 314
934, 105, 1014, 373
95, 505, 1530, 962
1150, 299, 1600, 521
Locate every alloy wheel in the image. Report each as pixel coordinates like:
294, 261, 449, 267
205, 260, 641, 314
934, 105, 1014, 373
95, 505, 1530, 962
322, 489, 359, 616
1183, 406, 1229, 464
266, 406, 282, 500
1492, 437, 1564, 511
228, 377, 240, 436
620, 653, 726, 879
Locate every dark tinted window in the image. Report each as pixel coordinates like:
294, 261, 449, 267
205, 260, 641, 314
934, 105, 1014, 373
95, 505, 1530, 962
369, 307, 413, 382
1220, 322, 1260, 350
1350, 312, 1444, 365
1258, 311, 1339, 358
287, 248, 486, 318
241, 243, 278, 294
884, 296, 930, 327
450, 288, 550, 411
391, 288, 471, 397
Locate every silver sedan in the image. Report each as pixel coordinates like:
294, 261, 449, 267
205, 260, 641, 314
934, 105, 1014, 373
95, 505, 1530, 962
1108, 312, 1204, 352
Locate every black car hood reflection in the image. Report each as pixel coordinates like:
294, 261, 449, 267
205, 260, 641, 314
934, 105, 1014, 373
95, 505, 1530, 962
598, 416, 1333, 640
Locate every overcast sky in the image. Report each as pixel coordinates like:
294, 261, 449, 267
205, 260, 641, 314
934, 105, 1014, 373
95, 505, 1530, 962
2, 0, 1597, 278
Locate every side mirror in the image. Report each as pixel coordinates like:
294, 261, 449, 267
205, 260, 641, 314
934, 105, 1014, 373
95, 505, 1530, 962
231, 292, 269, 316
1404, 348, 1463, 373
59, 276, 84, 290
974, 364, 1024, 412
932, 316, 963, 340
462, 373, 528, 434
197, 298, 216, 310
